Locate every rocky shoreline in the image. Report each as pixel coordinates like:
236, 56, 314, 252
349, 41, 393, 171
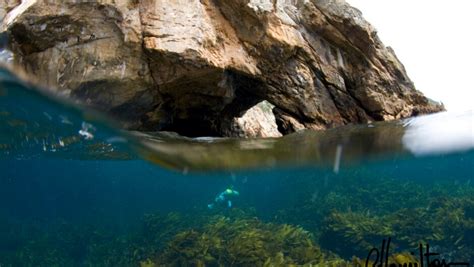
0, 0, 443, 137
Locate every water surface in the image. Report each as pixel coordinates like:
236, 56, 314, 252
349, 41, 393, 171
0, 66, 473, 266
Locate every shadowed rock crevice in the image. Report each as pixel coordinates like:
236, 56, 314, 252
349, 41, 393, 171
9, 15, 83, 55
1, 0, 444, 138
157, 70, 268, 137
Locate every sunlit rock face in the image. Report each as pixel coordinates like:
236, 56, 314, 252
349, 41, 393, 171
1, 0, 444, 137
221, 100, 282, 138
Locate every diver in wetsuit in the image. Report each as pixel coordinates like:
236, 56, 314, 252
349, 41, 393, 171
207, 188, 240, 209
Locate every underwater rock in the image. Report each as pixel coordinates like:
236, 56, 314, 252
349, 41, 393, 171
1, 0, 444, 137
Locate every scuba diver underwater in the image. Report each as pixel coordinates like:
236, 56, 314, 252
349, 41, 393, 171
208, 188, 240, 209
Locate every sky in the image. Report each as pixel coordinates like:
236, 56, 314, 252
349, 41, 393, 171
345, 0, 473, 111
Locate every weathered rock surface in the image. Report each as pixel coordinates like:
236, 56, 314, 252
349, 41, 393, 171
0, 0, 18, 22
1, 0, 444, 137
222, 100, 282, 138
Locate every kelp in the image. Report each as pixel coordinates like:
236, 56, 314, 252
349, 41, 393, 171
320, 211, 393, 258
352, 252, 420, 267
0, 210, 265, 266
273, 173, 431, 237
154, 216, 350, 266
272, 171, 474, 262
2, 174, 473, 266
320, 196, 474, 262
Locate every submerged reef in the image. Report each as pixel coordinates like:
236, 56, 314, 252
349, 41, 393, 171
154, 216, 348, 266
320, 196, 474, 262
0, 213, 350, 266
274, 172, 474, 262
1, 174, 473, 266
273, 172, 430, 236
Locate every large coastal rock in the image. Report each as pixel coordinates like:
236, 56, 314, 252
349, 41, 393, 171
1, 0, 443, 137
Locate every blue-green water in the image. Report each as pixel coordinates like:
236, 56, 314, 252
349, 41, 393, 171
0, 66, 473, 266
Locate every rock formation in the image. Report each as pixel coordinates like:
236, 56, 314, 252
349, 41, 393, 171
0, 0, 443, 137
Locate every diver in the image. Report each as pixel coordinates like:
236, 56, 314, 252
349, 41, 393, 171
207, 188, 240, 209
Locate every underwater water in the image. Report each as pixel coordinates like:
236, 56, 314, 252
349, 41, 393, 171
0, 65, 473, 266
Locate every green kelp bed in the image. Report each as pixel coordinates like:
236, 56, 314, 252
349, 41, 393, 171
1, 173, 472, 266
